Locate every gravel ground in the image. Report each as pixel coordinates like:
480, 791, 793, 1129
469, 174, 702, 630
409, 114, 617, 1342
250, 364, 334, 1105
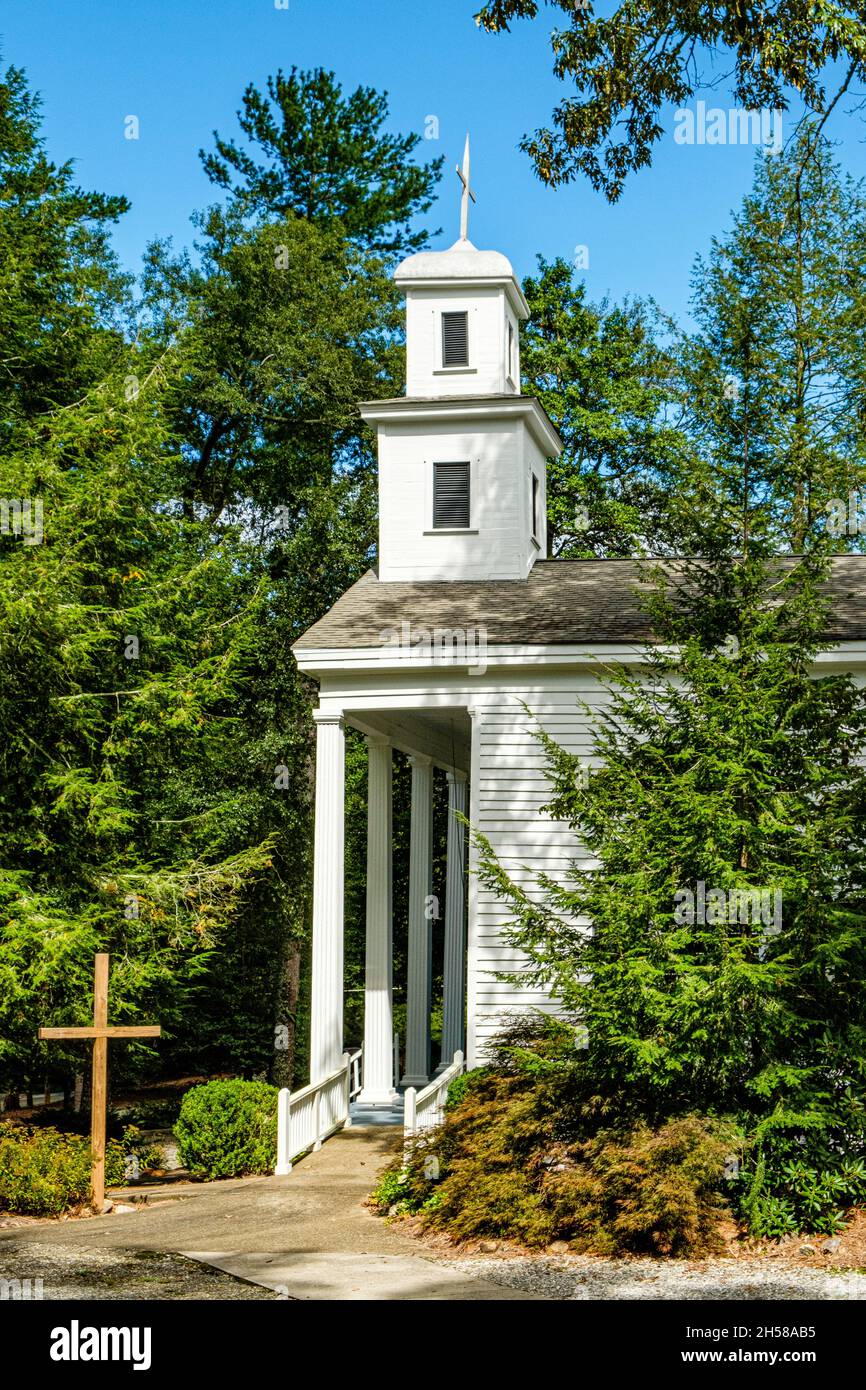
447, 1253, 866, 1300
0, 1242, 282, 1301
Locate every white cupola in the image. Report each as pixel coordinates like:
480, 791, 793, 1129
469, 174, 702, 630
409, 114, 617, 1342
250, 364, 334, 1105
396, 239, 528, 397
360, 138, 562, 583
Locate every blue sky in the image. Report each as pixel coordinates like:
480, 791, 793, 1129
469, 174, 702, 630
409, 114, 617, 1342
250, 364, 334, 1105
4, 0, 866, 326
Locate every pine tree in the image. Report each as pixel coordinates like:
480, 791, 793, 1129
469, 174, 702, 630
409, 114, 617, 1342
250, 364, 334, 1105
680, 127, 866, 553
477, 538, 866, 1233
0, 62, 130, 422
520, 257, 689, 556
199, 66, 442, 257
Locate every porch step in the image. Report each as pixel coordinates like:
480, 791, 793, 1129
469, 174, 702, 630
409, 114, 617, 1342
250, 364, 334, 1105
349, 1098, 405, 1127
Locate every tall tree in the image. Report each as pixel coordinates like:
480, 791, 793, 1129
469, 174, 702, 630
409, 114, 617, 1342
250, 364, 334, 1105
141, 201, 404, 1085
0, 61, 130, 421
475, 1, 866, 200
152, 66, 441, 1084
0, 359, 275, 1099
678, 127, 866, 552
521, 257, 689, 556
200, 67, 443, 256
0, 67, 279, 1097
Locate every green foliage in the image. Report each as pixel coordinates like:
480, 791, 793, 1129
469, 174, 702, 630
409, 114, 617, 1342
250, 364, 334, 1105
0, 1122, 125, 1215
0, 61, 130, 423
199, 66, 442, 257
475, 1, 866, 200
445, 1067, 487, 1112
369, 1165, 415, 1216
739, 1146, 866, 1238
677, 128, 866, 553
474, 546, 866, 1237
174, 1079, 278, 1179
121, 1125, 165, 1173
521, 257, 689, 556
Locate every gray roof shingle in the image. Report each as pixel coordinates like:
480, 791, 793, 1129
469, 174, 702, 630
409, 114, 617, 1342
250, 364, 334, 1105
294, 557, 866, 651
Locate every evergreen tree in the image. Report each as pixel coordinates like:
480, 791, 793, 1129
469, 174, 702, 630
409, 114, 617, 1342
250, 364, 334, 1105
477, 538, 866, 1232
140, 185, 406, 1083
521, 257, 689, 556
680, 128, 866, 552
0, 359, 275, 1098
200, 66, 442, 257
0, 61, 130, 422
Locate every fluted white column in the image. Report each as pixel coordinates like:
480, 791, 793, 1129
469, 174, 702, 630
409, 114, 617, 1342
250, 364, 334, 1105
401, 754, 433, 1087
309, 712, 345, 1083
358, 736, 397, 1104
439, 770, 467, 1069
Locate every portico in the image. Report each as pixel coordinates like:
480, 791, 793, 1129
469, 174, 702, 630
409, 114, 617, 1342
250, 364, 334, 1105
303, 701, 471, 1095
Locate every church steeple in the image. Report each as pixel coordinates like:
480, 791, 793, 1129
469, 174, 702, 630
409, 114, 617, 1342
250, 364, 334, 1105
391, 137, 528, 400
359, 142, 561, 582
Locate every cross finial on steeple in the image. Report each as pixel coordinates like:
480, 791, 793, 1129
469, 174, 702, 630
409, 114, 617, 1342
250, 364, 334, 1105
455, 133, 476, 242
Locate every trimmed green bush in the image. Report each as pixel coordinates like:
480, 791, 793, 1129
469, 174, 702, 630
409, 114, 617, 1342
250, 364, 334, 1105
174, 1078, 277, 1179
0, 1123, 125, 1215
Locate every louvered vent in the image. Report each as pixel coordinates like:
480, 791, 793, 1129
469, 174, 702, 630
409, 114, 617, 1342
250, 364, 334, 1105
433, 461, 470, 529
441, 311, 469, 367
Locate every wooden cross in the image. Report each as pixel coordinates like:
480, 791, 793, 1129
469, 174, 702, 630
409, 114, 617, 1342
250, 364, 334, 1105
456, 132, 476, 242
38, 953, 161, 1211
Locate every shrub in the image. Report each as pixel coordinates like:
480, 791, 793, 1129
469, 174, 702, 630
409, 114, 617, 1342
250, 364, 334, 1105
738, 1144, 866, 1238
374, 1060, 741, 1257
0, 1123, 125, 1215
543, 1114, 740, 1256
174, 1078, 277, 1179
377, 1066, 558, 1245
121, 1125, 165, 1173
444, 1067, 487, 1112
369, 1165, 415, 1216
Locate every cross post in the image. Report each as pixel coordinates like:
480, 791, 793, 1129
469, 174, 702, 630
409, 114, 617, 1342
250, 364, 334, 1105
39, 953, 161, 1211
455, 132, 476, 241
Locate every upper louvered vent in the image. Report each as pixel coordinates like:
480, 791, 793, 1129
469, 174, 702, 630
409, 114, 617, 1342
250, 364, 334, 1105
441, 311, 469, 367
433, 461, 470, 529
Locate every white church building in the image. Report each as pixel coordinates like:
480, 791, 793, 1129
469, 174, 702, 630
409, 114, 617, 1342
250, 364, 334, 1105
292, 154, 866, 1110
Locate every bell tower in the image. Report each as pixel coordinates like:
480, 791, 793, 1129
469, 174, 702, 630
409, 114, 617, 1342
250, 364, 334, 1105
359, 138, 561, 583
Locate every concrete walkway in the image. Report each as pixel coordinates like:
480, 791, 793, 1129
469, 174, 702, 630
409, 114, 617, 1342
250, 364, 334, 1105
0, 1126, 537, 1301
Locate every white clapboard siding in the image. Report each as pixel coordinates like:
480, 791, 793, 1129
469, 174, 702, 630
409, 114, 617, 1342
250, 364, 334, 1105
405, 288, 505, 397
378, 420, 525, 581
470, 684, 610, 1059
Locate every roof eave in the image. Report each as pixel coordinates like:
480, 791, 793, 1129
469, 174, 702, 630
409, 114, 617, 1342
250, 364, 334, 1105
394, 273, 531, 319
358, 394, 563, 458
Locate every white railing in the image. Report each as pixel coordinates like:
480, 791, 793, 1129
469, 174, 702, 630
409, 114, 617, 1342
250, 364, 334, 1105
404, 1050, 465, 1139
348, 1047, 363, 1104
275, 1047, 362, 1175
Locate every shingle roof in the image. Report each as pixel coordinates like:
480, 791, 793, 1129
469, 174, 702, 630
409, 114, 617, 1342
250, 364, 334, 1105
294, 556, 866, 651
